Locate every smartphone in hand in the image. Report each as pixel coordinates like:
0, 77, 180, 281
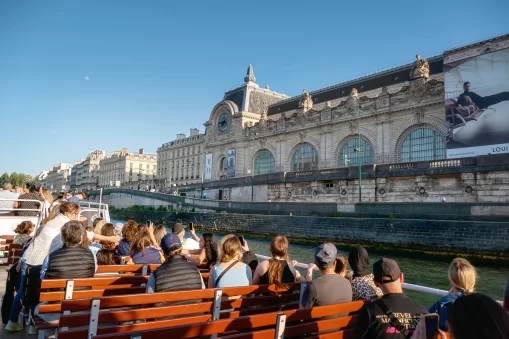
424, 313, 439, 339
238, 235, 245, 247
188, 222, 194, 231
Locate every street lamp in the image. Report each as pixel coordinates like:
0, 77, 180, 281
354, 105, 364, 202
201, 150, 206, 199
249, 130, 259, 202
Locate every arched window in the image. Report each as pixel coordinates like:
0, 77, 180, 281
254, 150, 275, 175
399, 127, 445, 162
338, 137, 373, 167
219, 157, 227, 170
291, 144, 318, 171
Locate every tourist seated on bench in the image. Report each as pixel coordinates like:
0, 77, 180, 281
300, 243, 352, 310
128, 228, 164, 264
146, 233, 204, 293
36, 220, 97, 324
353, 258, 427, 339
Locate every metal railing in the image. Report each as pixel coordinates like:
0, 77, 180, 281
254, 254, 503, 303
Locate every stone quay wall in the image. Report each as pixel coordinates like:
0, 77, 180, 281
110, 210, 509, 259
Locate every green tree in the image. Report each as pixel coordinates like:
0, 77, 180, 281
0, 173, 9, 186
9, 172, 20, 187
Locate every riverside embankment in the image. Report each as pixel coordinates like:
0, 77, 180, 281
110, 209, 509, 264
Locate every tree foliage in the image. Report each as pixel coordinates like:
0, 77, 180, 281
0, 172, 35, 188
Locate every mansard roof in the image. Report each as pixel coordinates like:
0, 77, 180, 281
267, 55, 443, 116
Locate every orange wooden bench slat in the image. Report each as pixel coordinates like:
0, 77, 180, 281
221, 293, 299, 309
59, 301, 215, 327
95, 264, 159, 273
58, 314, 214, 339
88, 301, 364, 339
41, 276, 149, 288
307, 328, 355, 339
39, 287, 146, 304
284, 315, 357, 338
60, 283, 301, 312
217, 329, 277, 339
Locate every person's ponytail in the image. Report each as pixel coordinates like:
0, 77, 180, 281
267, 258, 286, 289
42, 202, 79, 225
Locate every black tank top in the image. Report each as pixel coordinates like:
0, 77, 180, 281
259, 260, 295, 285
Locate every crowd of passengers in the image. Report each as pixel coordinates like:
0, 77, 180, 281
1, 185, 508, 338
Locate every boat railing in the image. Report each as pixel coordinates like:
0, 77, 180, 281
254, 254, 502, 303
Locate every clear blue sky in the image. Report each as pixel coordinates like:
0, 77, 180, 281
1, 0, 507, 175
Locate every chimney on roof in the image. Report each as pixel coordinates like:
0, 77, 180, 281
190, 128, 199, 136
176, 133, 186, 140
244, 64, 256, 83
121, 148, 128, 156
139, 148, 144, 154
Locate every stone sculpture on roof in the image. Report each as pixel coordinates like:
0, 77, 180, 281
244, 64, 256, 83
299, 89, 313, 112
410, 54, 430, 80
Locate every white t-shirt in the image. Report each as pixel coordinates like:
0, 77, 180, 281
182, 237, 200, 250
0, 190, 19, 214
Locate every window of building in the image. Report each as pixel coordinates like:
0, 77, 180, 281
291, 143, 318, 171
325, 182, 334, 188
338, 137, 373, 167
254, 150, 275, 175
220, 157, 227, 170
399, 127, 445, 162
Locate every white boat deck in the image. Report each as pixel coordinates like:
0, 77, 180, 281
0, 269, 32, 339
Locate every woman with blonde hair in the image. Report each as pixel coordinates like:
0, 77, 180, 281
40, 188, 54, 217
429, 257, 477, 331
208, 235, 252, 288
153, 224, 167, 246
6, 202, 80, 332
252, 235, 303, 287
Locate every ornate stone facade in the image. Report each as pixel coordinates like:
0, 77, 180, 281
160, 58, 450, 199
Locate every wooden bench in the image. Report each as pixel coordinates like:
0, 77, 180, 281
54, 283, 304, 339
0, 241, 23, 266
95, 264, 210, 283
89, 300, 365, 339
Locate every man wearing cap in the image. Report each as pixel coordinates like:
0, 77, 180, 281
353, 258, 427, 339
300, 243, 352, 309
146, 233, 205, 294
172, 223, 200, 252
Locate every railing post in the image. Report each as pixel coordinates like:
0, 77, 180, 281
274, 313, 287, 339
87, 299, 100, 339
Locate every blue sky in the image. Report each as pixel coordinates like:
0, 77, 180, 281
1, 0, 507, 175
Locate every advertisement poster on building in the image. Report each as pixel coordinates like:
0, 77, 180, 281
445, 44, 509, 158
227, 150, 236, 178
205, 153, 212, 180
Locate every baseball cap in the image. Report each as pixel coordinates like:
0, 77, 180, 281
172, 223, 185, 234
314, 243, 337, 268
373, 258, 401, 284
160, 233, 182, 254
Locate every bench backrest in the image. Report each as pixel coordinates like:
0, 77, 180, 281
89, 301, 364, 339
57, 283, 304, 339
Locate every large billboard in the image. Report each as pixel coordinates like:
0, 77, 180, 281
445, 45, 509, 158
227, 150, 236, 178
205, 153, 212, 180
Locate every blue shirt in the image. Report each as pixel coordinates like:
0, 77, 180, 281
429, 292, 462, 331
211, 262, 250, 288
67, 196, 80, 204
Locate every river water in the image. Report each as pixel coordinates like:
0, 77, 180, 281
112, 219, 508, 306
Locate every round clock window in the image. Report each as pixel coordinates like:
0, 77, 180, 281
218, 112, 231, 132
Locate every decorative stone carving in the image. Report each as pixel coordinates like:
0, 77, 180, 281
244, 64, 256, 83
326, 101, 332, 108
321, 107, 332, 122
410, 54, 430, 80
299, 131, 307, 142
299, 89, 313, 112
376, 86, 390, 109
413, 108, 425, 124
277, 118, 286, 131
348, 121, 358, 135
346, 88, 359, 110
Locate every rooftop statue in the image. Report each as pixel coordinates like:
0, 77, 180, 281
410, 54, 430, 80
300, 89, 313, 112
